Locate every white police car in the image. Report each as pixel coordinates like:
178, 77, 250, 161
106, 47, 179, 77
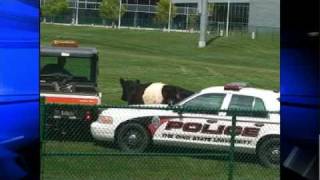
91, 83, 280, 167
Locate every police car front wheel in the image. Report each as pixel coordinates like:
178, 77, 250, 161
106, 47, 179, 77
116, 123, 150, 153
257, 137, 280, 168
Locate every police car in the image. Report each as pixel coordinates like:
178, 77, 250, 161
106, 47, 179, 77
90, 83, 280, 167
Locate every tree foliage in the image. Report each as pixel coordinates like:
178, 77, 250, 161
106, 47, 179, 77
187, 15, 199, 30
208, 3, 215, 22
100, 0, 127, 27
208, 4, 215, 15
41, 0, 68, 17
187, 4, 214, 30
155, 0, 177, 27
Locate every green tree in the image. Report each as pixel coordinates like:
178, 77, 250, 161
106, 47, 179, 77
187, 14, 199, 31
207, 3, 215, 24
186, 4, 214, 31
100, 0, 127, 28
41, 0, 69, 22
155, 0, 177, 28
208, 3, 215, 15
207, 3, 216, 33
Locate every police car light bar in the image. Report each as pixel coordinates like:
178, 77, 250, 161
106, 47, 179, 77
51, 40, 79, 47
224, 82, 249, 91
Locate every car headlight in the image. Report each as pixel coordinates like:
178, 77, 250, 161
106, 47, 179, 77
98, 115, 113, 124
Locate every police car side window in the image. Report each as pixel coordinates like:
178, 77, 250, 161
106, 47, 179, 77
228, 95, 254, 111
253, 98, 266, 111
183, 93, 225, 111
227, 95, 268, 118
252, 98, 268, 118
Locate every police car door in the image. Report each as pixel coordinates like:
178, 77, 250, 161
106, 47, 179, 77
153, 93, 229, 149
224, 94, 270, 150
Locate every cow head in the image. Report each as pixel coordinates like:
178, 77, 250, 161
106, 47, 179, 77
120, 78, 140, 102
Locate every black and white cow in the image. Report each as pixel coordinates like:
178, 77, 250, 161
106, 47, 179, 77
120, 78, 194, 105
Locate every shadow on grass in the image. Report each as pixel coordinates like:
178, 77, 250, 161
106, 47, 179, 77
206, 36, 221, 46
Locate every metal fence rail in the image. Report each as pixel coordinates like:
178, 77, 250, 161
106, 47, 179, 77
41, 19, 279, 42
40, 1, 279, 40
40, 103, 279, 180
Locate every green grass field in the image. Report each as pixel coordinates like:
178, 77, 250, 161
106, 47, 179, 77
42, 141, 279, 180
41, 24, 279, 180
41, 24, 279, 104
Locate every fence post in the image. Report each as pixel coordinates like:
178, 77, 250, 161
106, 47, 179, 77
118, 0, 122, 28
198, 0, 208, 48
228, 114, 236, 180
75, 0, 79, 25
168, 0, 172, 31
225, 0, 230, 37
40, 97, 46, 179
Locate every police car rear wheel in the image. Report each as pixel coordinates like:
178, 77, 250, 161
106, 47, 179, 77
116, 123, 150, 153
257, 137, 280, 168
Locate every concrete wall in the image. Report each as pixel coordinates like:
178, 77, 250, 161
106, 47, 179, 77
248, 0, 280, 28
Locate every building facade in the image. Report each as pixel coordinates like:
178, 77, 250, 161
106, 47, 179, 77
40, 0, 279, 32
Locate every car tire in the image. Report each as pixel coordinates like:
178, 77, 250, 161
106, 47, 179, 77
257, 137, 280, 168
116, 123, 150, 153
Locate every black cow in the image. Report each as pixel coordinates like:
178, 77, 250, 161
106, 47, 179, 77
120, 78, 194, 105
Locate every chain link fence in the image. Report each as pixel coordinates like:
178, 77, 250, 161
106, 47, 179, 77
41, 8, 279, 41
40, 102, 280, 180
